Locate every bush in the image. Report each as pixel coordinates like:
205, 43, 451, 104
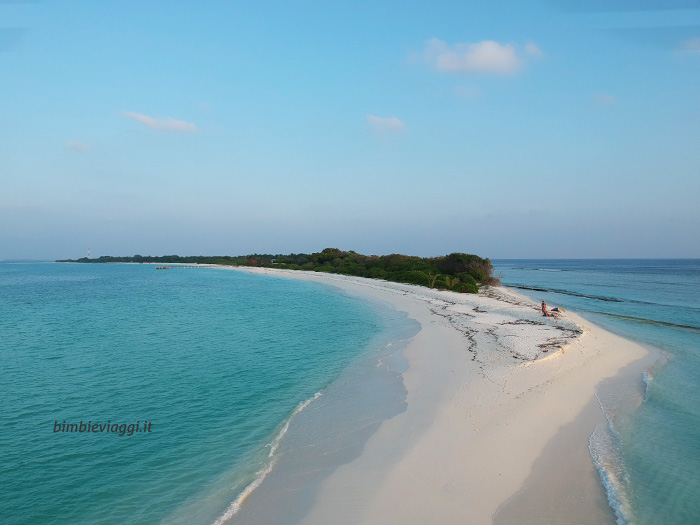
438, 253, 482, 274
455, 283, 479, 294
400, 270, 431, 287
342, 262, 363, 276
457, 273, 477, 286
312, 248, 344, 264
468, 268, 486, 283
432, 275, 447, 289
366, 268, 388, 279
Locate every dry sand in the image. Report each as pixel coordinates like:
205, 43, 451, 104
221, 267, 649, 524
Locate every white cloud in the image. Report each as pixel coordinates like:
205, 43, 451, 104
123, 111, 197, 132
680, 37, 700, 53
593, 94, 617, 106
525, 42, 543, 57
423, 38, 529, 75
366, 115, 406, 132
66, 140, 89, 151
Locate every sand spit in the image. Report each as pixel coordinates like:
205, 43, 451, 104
217, 267, 647, 524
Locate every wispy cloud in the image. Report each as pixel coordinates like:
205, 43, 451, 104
525, 42, 543, 57
593, 94, 617, 105
123, 111, 197, 132
366, 115, 406, 132
680, 37, 700, 53
422, 38, 539, 75
66, 140, 89, 152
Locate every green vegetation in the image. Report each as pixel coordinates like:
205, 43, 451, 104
57, 248, 499, 293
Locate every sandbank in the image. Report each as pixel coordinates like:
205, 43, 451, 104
218, 266, 649, 524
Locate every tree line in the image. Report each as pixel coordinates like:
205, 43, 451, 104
57, 248, 499, 293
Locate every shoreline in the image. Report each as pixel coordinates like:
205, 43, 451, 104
213, 266, 649, 524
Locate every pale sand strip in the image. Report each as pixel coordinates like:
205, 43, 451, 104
220, 267, 648, 524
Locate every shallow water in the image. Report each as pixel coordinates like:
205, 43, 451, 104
493, 259, 700, 524
0, 263, 417, 524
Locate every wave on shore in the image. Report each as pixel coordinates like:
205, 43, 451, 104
211, 392, 323, 525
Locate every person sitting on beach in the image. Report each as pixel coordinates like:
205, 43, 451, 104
542, 301, 562, 317
542, 301, 559, 317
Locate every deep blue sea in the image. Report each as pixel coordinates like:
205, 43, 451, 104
0, 263, 417, 524
492, 259, 700, 525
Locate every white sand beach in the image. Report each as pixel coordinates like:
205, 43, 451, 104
222, 267, 649, 524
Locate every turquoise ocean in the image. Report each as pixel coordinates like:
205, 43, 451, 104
493, 259, 700, 525
4, 260, 699, 524
0, 263, 418, 524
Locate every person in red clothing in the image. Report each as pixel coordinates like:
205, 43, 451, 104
541, 301, 562, 317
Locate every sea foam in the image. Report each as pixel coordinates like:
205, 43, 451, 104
211, 392, 323, 525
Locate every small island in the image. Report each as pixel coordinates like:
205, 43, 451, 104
57, 248, 499, 293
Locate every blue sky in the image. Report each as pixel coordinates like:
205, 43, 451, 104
1, 0, 699, 259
